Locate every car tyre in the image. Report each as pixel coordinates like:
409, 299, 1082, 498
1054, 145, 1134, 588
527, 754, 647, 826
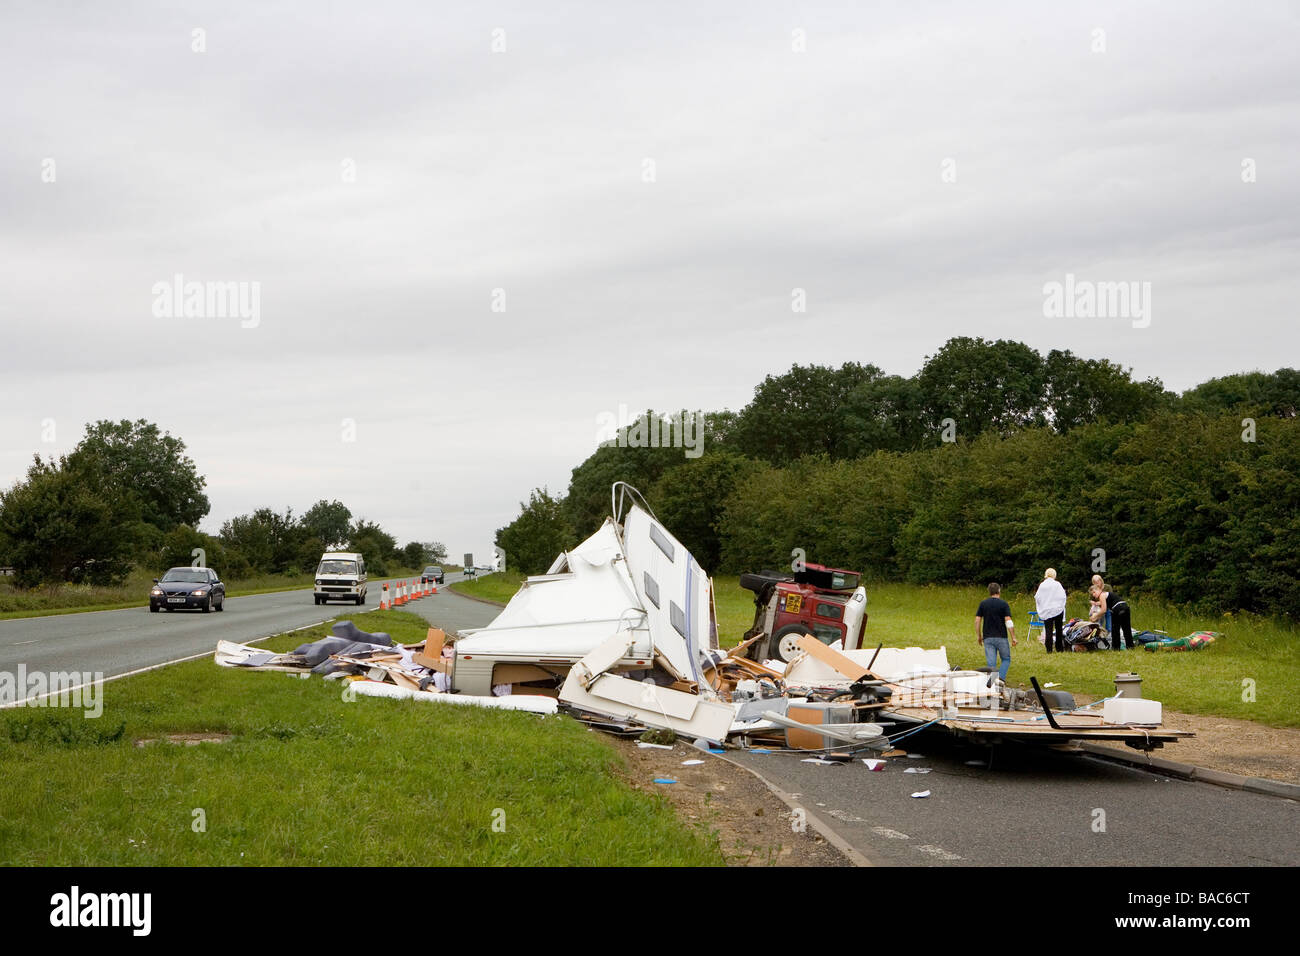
150, 604, 159, 613
215, 596, 224, 612
770, 624, 814, 663
202, 597, 212, 613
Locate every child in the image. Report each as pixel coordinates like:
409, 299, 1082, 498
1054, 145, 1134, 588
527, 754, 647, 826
1088, 587, 1104, 623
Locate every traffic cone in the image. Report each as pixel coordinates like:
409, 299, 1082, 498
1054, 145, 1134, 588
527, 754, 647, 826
380, 584, 390, 610
431, 581, 438, 594
396, 581, 406, 606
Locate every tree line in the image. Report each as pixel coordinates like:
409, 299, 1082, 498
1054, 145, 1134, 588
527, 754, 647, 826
495, 337, 1300, 618
0, 420, 446, 585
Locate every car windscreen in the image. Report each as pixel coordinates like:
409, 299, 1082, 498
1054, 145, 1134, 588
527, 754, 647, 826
318, 560, 358, 575
161, 570, 209, 584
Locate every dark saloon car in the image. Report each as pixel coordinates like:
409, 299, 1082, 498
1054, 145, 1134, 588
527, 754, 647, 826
150, 567, 226, 613
422, 565, 445, 584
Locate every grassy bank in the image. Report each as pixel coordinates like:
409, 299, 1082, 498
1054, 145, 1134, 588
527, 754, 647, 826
451, 570, 526, 605
713, 576, 1300, 729
0, 567, 426, 621
0, 608, 722, 866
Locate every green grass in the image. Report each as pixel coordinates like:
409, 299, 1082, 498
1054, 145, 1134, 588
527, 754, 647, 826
0, 608, 722, 866
451, 570, 527, 605
0, 568, 426, 621
712, 576, 1300, 729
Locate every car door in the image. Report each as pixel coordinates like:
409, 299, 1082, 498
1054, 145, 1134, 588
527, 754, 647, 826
209, 569, 224, 599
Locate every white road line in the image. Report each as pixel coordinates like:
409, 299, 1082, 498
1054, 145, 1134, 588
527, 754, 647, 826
10, 640, 37, 646
871, 826, 911, 840
0, 616, 335, 708
913, 844, 963, 861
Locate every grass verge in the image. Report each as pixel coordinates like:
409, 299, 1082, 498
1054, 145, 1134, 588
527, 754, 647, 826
450, 570, 526, 606
0, 608, 722, 866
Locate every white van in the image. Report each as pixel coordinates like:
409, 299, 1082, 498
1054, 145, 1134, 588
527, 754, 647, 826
314, 552, 367, 605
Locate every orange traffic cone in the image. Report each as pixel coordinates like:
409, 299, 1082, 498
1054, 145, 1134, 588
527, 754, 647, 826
397, 581, 406, 606
380, 584, 390, 610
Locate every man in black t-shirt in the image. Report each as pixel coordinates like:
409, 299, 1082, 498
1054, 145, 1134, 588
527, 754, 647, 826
975, 582, 1017, 680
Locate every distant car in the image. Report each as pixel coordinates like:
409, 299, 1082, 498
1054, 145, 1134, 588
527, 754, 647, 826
150, 567, 225, 613
422, 565, 445, 584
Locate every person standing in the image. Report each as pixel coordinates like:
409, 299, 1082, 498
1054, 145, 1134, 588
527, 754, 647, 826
1092, 574, 1112, 635
1100, 586, 1134, 650
1035, 569, 1068, 653
975, 583, 1016, 680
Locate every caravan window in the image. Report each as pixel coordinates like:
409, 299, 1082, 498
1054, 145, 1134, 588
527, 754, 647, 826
643, 572, 661, 608
649, 523, 675, 561
669, 601, 687, 637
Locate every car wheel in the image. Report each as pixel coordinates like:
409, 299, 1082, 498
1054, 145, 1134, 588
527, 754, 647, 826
770, 625, 813, 663
357, 592, 365, 605
314, 596, 321, 605
215, 596, 224, 612
150, 604, 159, 613
202, 598, 211, 613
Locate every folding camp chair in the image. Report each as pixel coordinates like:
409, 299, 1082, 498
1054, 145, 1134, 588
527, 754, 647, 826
1028, 611, 1045, 645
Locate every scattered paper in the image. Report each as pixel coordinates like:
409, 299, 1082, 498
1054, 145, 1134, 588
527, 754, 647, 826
911, 790, 931, 798
801, 758, 838, 765
653, 778, 677, 785
906, 753, 925, 759
680, 759, 704, 766
903, 767, 931, 774
861, 759, 885, 771
637, 742, 673, 750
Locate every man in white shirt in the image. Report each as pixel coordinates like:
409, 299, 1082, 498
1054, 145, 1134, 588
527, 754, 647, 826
1035, 568, 1068, 653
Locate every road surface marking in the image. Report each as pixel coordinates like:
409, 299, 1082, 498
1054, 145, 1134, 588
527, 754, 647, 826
913, 844, 962, 861
871, 826, 911, 840
10, 640, 38, 646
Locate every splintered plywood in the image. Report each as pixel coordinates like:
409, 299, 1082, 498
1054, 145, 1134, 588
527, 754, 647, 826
793, 634, 872, 681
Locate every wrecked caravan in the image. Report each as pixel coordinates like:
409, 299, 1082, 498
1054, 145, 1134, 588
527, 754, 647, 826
451, 484, 734, 739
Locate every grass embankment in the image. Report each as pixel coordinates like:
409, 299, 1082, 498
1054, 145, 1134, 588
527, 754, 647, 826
713, 576, 1300, 729
0, 608, 722, 866
0, 567, 426, 621
451, 570, 526, 605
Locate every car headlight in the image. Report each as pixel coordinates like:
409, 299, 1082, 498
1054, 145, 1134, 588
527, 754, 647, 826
151, 588, 163, 596
191, 589, 207, 596
316, 579, 323, 586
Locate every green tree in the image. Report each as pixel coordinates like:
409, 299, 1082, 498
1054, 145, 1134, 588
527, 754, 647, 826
1179, 369, 1300, 419
1043, 349, 1172, 431
728, 363, 883, 464
158, 524, 227, 574
402, 541, 427, 568
67, 419, 209, 534
496, 488, 574, 575
301, 499, 352, 549
916, 337, 1047, 440
0, 455, 140, 586
219, 507, 303, 575
650, 452, 763, 570
841, 374, 930, 455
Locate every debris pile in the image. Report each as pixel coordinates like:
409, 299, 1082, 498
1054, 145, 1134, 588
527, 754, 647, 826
215, 620, 557, 714
215, 482, 1193, 754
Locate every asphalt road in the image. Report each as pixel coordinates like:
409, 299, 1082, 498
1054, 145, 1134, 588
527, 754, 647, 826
728, 732, 1300, 866
0, 571, 494, 701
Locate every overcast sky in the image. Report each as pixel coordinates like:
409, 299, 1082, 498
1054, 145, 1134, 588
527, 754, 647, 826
2, 1, 1297, 558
